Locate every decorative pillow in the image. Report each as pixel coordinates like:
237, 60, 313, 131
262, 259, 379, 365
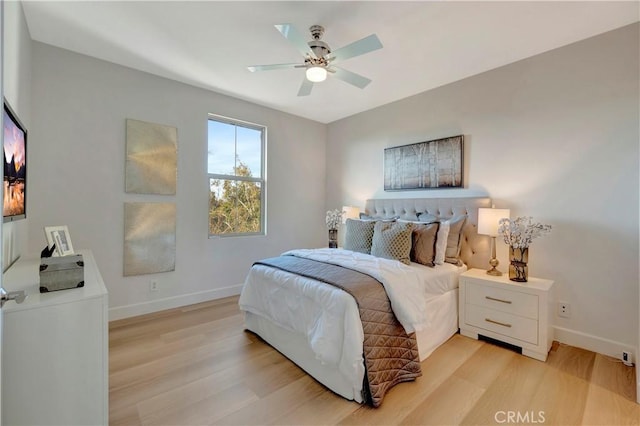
434, 221, 450, 265
444, 215, 467, 265
417, 212, 438, 223
344, 219, 376, 254
371, 221, 413, 265
411, 222, 440, 267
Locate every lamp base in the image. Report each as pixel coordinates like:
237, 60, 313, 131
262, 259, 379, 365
486, 266, 503, 276
486, 256, 502, 276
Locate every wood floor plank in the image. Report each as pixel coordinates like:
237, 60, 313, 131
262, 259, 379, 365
109, 337, 276, 415
452, 341, 518, 389
460, 353, 548, 425
271, 387, 358, 425
243, 350, 308, 398
110, 342, 262, 418
582, 354, 640, 425
109, 299, 240, 346
545, 342, 596, 380
110, 331, 258, 391
529, 368, 590, 425
400, 376, 485, 425
140, 381, 260, 426
589, 353, 636, 401
527, 344, 595, 425
214, 375, 327, 425
336, 334, 484, 425
110, 334, 206, 373
141, 383, 259, 426
108, 401, 141, 426
399, 343, 516, 425
109, 296, 639, 426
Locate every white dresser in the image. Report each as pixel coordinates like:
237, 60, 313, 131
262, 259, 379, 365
459, 268, 554, 361
2, 249, 108, 425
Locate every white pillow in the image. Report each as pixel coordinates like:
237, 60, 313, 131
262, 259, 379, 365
434, 221, 450, 265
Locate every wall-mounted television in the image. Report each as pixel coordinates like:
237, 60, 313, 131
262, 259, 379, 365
3, 99, 27, 222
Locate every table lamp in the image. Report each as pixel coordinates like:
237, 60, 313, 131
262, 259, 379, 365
342, 206, 360, 223
477, 207, 511, 276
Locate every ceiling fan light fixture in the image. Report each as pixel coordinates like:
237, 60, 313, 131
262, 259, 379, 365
306, 66, 327, 82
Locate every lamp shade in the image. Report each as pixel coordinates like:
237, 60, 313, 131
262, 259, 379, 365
342, 206, 360, 223
477, 208, 510, 236
306, 66, 327, 82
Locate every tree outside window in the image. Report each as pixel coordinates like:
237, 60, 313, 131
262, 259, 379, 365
208, 115, 265, 236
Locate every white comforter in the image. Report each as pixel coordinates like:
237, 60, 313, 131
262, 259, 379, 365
238, 248, 461, 387
280, 248, 428, 333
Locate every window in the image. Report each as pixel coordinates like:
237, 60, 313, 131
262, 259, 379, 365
208, 115, 266, 237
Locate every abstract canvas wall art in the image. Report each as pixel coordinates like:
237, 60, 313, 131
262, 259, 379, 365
123, 202, 176, 276
125, 119, 177, 195
384, 135, 464, 190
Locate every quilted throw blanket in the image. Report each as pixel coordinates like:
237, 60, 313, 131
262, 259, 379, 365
255, 254, 422, 407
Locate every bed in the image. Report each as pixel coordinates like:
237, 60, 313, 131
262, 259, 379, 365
239, 197, 492, 405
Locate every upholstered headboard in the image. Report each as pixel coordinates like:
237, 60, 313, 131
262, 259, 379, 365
364, 197, 492, 269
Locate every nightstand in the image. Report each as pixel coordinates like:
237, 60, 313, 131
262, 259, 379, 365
459, 268, 554, 361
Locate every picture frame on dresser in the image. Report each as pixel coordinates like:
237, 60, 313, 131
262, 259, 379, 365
44, 225, 75, 257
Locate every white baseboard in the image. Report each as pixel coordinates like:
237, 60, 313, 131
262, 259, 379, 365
553, 326, 635, 361
108, 284, 243, 321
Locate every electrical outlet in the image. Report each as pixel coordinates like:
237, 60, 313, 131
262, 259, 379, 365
558, 302, 571, 318
622, 351, 634, 366
149, 280, 159, 292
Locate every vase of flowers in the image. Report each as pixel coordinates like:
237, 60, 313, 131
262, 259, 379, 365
325, 209, 344, 248
498, 216, 552, 282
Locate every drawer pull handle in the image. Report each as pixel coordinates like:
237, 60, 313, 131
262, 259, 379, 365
485, 318, 512, 328
486, 296, 512, 304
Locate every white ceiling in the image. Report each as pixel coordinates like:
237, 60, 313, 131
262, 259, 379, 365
21, 1, 639, 124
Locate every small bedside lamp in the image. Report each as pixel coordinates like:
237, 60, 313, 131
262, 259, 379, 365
478, 207, 510, 276
342, 206, 360, 223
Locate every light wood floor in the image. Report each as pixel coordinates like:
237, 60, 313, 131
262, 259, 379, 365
109, 296, 640, 425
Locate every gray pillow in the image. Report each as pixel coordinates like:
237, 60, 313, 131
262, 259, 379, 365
411, 222, 440, 267
444, 215, 467, 265
344, 219, 376, 254
371, 221, 413, 265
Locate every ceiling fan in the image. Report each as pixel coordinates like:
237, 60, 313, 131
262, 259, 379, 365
248, 24, 383, 96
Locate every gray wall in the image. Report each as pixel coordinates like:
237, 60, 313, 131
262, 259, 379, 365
327, 24, 639, 357
29, 43, 327, 319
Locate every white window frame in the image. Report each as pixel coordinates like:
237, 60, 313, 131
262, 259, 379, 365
208, 114, 266, 238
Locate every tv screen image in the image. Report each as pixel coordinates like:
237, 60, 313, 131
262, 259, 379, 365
3, 100, 27, 222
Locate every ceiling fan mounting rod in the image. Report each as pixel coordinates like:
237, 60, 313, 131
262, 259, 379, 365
309, 25, 324, 40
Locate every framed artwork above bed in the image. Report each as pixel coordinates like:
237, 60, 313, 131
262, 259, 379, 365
384, 135, 464, 190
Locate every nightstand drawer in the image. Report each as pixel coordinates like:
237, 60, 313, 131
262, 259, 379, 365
466, 283, 538, 319
465, 304, 538, 345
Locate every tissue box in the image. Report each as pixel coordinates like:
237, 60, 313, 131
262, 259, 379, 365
39, 254, 85, 293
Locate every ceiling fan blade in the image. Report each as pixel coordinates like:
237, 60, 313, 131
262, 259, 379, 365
297, 77, 313, 96
332, 67, 372, 89
247, 63, 301, 72
275, 24, 316, 58
331, 34, 383, 62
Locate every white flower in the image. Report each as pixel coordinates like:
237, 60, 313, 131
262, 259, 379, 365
498, 216, 552, 249
325, 209, 344, 230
